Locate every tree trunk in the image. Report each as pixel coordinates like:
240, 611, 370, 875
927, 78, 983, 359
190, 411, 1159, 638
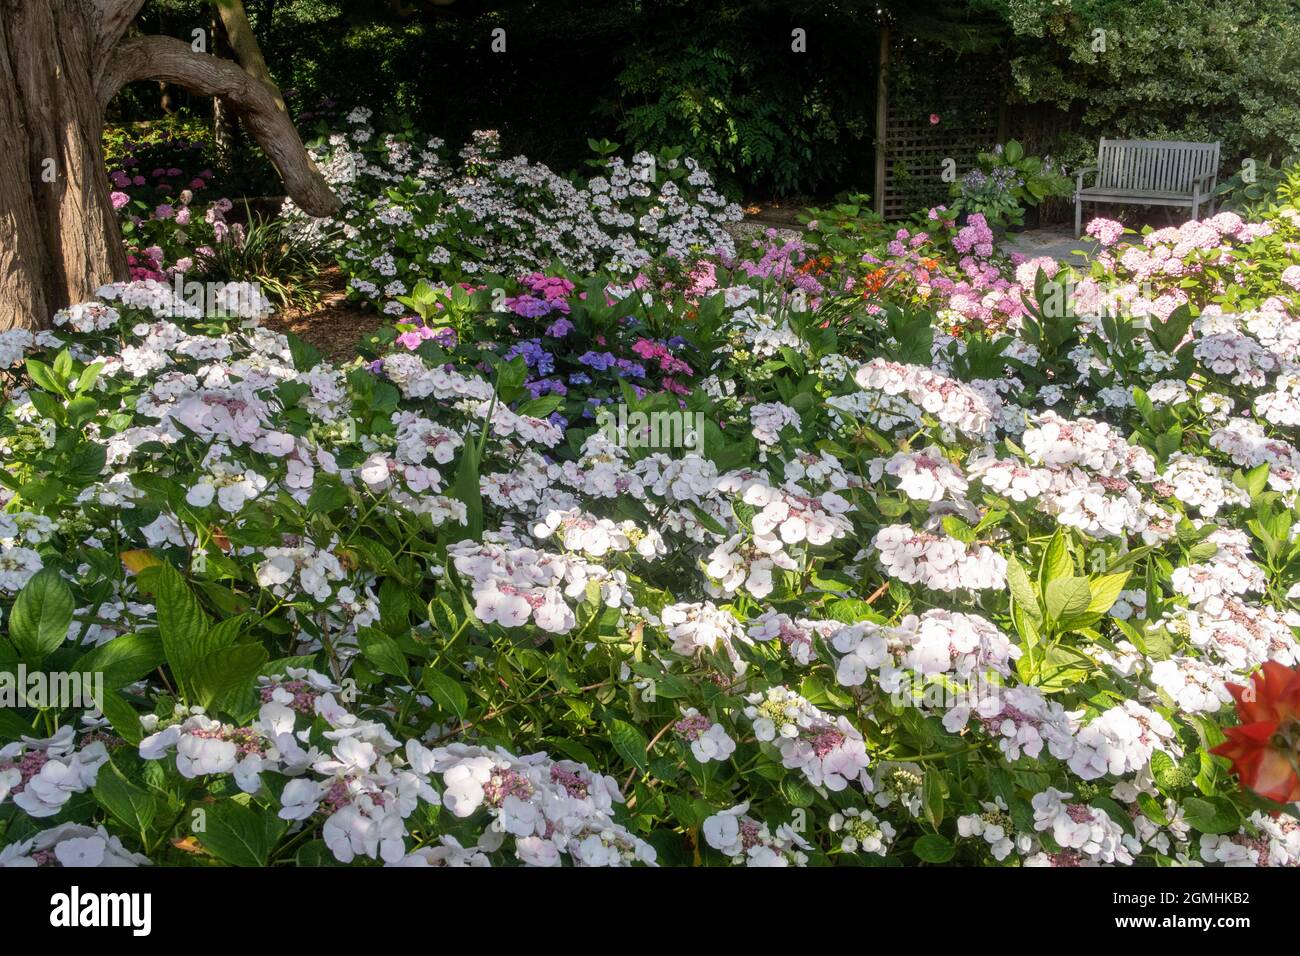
211, 12, 240, 159
216, 0, 286, 112
0, 0, 128, 329
0, 0, 338, 330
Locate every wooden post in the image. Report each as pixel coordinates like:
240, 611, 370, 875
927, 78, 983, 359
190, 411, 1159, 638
874, 27, 889, 216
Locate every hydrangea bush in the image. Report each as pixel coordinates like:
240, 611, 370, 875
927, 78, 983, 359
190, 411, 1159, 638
2, 192, 1300, 866
367, 271, 710, 436
291, 109, 743, 315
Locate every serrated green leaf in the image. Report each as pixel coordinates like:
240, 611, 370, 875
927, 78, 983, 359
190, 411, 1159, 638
922, 770, 946, 828
606, 717, 649, 773
1086, 571, 1131, 614
94, 689, 144, 745
147, 562, 212, 701
1039, 528, 1074, 587
357, 628, 408, 679
913, 833, 956, 863
423, 668, 468, 720
1182, 796, 1241, 835
198, 800, 286, 866
1006, 556, 1040, 621
1044, 576, 1092, 623
190, 644, 269, 712
8, 567, 74, 663
93, 760, 157, 836
76, 632, 165, 688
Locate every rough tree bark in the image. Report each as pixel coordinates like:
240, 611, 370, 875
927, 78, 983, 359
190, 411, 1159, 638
215, 0, 286, 112
210, 12, 241, 159
0, 0, 338, 330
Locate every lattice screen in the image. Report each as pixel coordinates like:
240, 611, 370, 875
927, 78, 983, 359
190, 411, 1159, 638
879, 111, 998, 220
878, 47, 1076, 221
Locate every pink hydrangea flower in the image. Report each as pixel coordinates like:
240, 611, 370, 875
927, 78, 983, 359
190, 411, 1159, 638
1085, 218, 1125, 247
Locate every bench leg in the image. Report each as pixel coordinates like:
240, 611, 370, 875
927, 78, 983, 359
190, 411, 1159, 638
1075, 197, 1082, 238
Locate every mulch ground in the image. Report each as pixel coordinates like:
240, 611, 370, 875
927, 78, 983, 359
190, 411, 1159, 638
262, 267, 387, 364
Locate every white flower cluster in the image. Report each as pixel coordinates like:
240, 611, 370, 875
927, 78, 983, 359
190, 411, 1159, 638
749, 401, 801, 446
0, 727, 108, 819
449, 539, 632, 634
660, 601, 751, 667
533, 507, 666, 560
957, 799, 1032, 861
702, 802, 810, 866
0, 823, 150, 867
829, 806, 896, 855
833, 609, 1020, 693
871, 525, 1007, 591
744, 685, 871, 791
673, 707, 737, 763
299, 115, 740, 310
875, 446, 969, 502
1028, 787, 1133, 866
1068, 701, 1178, 781
748, 610, 840, 665
853, 358, 994, 436
255, 540, 348, 603
0, 545, 43, 592
52, 302, 120, 333
1199, 813, 1300, 867
427, 743, 657, 866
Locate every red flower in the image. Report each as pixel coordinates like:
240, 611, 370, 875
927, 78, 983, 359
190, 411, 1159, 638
1212, 661, 1300, 804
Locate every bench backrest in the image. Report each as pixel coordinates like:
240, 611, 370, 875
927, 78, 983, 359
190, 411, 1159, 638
1095, 139, 1220, 193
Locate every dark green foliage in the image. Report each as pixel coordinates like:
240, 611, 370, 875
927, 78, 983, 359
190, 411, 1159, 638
611, 0, 875, 197
193, 207, 334, 309
116, 0, 1300, 200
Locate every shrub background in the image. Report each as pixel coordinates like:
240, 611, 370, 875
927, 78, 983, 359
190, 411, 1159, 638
117, 0, 1300, 198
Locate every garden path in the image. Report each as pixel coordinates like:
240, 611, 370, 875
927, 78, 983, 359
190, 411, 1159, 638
999, 226, 1098, 266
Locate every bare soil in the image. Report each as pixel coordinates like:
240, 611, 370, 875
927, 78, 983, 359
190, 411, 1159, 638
262, 266, 386, 363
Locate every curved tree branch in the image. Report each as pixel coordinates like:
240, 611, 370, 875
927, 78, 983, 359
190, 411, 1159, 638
98, 35, 339, 216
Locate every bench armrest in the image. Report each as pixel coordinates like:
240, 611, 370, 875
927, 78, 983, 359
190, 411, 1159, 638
1074, 165, 1098, 190
1191, 170, 1216, 189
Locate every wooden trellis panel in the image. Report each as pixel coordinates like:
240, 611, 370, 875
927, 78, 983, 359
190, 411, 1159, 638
1011, 104, 1080, 224
879, 111, 998, 219
874, 38, 1077, 221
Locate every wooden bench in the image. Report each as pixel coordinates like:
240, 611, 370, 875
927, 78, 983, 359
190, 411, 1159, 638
1074, 139, 1220, 236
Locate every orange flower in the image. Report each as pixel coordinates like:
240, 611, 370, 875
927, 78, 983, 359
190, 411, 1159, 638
859, 267, 890, 296
1212, 661, 1300, 804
